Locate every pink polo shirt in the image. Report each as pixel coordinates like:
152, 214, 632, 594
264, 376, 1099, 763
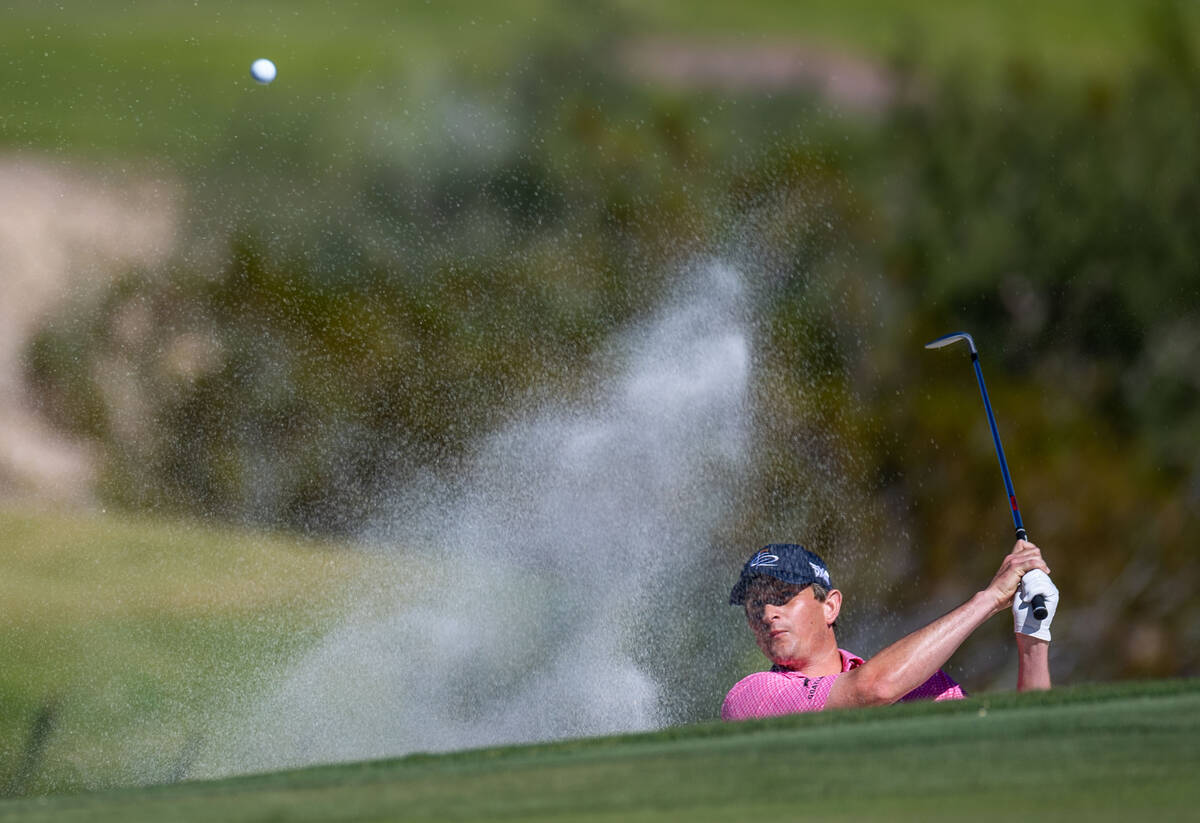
721, 649, 965, 720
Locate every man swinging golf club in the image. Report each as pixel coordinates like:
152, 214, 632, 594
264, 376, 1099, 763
724, 330, 1061, 718
722, 541, 1059, 719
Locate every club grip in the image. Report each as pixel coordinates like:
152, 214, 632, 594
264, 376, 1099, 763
1014, 530, 1047, 619
1031, 593, 1048, 620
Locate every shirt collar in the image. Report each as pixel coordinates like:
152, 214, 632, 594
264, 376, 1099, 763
771, 648, 863, 674
839, 649, 864, 671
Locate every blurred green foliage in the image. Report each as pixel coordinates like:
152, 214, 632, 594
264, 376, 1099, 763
14, 2, 1200, 696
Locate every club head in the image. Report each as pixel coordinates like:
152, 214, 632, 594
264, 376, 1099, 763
924, 331, 977, 354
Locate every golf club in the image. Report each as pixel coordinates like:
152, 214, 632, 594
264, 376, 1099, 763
925, 331, 1048, 620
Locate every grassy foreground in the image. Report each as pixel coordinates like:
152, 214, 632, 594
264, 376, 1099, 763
0, 506, 364, 796
0, 679, 1195, 822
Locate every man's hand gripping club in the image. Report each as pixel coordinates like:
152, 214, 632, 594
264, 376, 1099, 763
983, 539, 1060, 637
986, 539, 1058, 691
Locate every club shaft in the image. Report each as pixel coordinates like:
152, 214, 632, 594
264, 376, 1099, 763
969, 352, 1024, 535
970, 351, 1046, 619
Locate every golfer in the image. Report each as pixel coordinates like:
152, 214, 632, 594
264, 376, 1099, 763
722, 541, 1059, 719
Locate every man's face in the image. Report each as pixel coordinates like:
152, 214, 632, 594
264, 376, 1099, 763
743, 577, 836, 669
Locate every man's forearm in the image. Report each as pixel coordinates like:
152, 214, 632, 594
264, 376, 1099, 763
1016, 635, 1051, 691
830, 591, 999, 707
826, 540, 1051, 709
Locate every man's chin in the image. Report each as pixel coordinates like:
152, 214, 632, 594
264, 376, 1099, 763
767, 648, 799, 669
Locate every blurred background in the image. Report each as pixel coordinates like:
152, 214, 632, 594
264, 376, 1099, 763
2, 0, 1197, 797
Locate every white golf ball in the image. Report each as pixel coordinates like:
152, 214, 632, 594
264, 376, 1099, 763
250, 58, 276, 85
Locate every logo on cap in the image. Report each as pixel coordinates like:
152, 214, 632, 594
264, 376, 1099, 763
809, 561, 831, 585
750, 551, 779, 568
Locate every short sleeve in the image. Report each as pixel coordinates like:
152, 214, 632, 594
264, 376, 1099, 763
899, 669, 967, 703
721, 670, 839, 720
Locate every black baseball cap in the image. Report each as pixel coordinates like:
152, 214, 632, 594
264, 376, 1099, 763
729, 544, 834, 605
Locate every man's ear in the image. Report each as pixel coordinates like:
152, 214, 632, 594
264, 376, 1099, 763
823, 588, 843, 627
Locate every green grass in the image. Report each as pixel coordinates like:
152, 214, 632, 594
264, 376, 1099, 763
0, 679, 1195, 821
3, 0, 1196, 158
1, 507, 1195, 817
0, 506, 365, 796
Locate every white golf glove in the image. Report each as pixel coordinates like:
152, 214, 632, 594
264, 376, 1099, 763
1013, 569, 1059, 641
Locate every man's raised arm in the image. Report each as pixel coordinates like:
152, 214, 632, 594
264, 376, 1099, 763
825, 540, 1055, 709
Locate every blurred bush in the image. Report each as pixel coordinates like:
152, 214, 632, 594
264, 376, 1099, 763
853, 20, 1200, 681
